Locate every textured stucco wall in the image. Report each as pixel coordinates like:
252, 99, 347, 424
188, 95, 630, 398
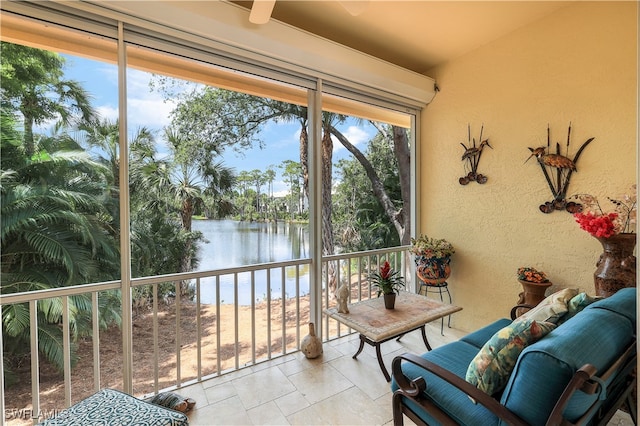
420, 1, 637, 332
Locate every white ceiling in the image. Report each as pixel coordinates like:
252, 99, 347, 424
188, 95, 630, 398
230, 1, 571, 74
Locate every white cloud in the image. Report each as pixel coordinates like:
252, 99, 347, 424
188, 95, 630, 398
125, 69, 176, 130
333, 125, 371, 152
127, 96, 175, 130
96, 105, 118, 122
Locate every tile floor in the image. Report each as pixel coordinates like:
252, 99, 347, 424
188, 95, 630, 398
177, 321, 634, 425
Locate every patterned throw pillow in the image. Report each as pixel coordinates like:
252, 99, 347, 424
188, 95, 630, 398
465, 319, 556, 396
516, 287, 579, 324
557, 292, 601, 324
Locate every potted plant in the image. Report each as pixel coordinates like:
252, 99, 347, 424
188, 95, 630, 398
516, 266, 550, 284
369, 261, 405, 309
571, 185, 637, 297
409, 234, 455, 284
516, 266, 552, 314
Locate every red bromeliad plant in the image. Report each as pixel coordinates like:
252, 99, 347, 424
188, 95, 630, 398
369, 261, 405, 296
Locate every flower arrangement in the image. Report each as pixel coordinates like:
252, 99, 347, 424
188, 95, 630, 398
369, 261, 405, 296
409, 234, 455, 258
572, 185, 637, 238
517, 267, 549, 283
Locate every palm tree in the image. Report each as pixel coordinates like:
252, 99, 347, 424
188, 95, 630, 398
264, 166, 277, 221
1, 112, 120, 372
77, 118, 156, 241
0, 42, 97, 158
163, 127, 236, 278
248, 169, 266, 220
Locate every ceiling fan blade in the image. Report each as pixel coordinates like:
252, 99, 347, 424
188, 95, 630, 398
250, 0, 276, 25
339, 0, 369, 17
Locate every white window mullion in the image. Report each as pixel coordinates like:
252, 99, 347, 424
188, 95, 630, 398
117, 21, 134, 395
307, 83, 323, 340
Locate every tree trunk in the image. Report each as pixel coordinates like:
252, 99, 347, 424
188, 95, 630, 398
321, 127, 337, 295
330, 125, 407, 243
23, 115, 35, 158
179, 197, 194, 296
300, 124, 310, 202
393, 126, 411, 245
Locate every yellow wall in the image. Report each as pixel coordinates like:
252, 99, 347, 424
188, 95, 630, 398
420, 1, 637, 331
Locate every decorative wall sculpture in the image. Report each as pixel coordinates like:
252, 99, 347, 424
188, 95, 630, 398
525, 123, 594, 213
459, 124, 492, 185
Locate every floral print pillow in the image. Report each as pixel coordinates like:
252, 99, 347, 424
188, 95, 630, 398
465, 319, 556, 396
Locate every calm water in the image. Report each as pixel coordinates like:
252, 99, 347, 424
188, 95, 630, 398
192, 219, 310, 305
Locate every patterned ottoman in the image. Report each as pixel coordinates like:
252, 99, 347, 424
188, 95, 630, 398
38, 388, 189, 425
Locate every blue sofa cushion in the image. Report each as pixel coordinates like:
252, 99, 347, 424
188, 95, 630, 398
392, 341, 500, 426
585, 287, 636, 325
459, 318, 511, 349
500, 305, 635, 426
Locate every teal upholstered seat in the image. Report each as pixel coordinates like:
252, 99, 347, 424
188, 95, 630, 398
392, 288, 637, 426
500, 304, 634, 425
459, 318, 511, 349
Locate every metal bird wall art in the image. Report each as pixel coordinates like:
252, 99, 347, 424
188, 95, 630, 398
525, 123, 594, 214
459, 124, 492, 185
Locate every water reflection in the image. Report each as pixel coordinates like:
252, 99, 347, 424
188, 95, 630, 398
192, 219, 310, 305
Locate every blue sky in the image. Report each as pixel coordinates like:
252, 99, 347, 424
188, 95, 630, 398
58, 54, 374, 196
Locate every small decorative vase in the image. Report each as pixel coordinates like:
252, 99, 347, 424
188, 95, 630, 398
300, 323, 323, 359
383, 293, 396, 309
594, 233, 637, 298
516, 280, 552, 317
415, 255, 451, 284
517, 280, 552, 305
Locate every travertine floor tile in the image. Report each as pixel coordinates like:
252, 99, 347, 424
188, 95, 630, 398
204, 381, 238, 405
232, 365, 296, 409
188, 395, 252, 425
247, 400, 290, 425
329, 351, 389, 400
274, 390, 311, 417
287, 386, 391, 425
288, 363, 353, 405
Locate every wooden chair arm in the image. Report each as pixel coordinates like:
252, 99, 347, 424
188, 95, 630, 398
545, 364, 597, 426
547, 341, 637, 426
392, 353, 529, 426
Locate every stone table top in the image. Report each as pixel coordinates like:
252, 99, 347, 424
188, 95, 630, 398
324, 291, 462, 342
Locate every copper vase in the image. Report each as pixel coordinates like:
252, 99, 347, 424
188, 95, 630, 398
594, 233, 637, 298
